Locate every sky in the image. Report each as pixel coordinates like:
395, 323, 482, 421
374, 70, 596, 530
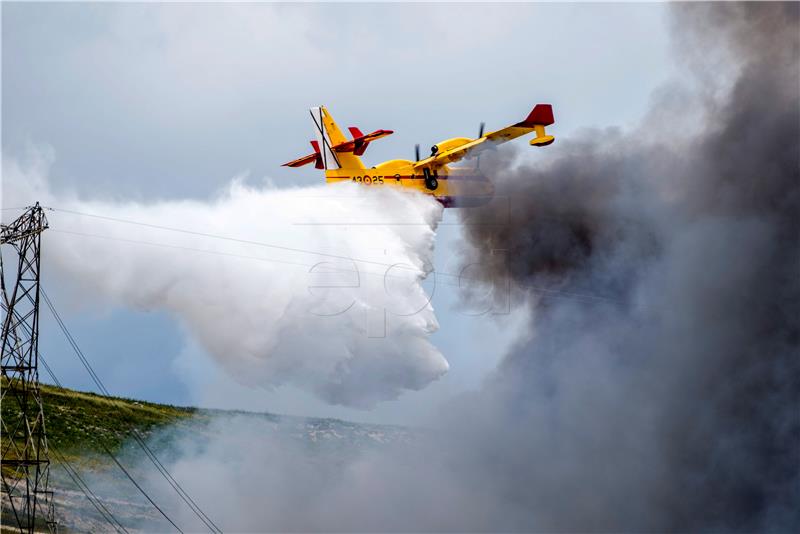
1, 2, 675, 425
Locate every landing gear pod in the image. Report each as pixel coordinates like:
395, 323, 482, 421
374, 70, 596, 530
423, 168, 439, 190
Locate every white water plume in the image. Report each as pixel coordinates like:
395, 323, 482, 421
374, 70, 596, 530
2, 155, 447, 407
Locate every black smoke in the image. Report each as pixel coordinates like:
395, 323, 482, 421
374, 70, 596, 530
457, 2, 799, 531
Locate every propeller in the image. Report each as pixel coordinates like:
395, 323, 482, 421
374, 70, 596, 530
415, 144, 420, 162
476, 122, 486, 171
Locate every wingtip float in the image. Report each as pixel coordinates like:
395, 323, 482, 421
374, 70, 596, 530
282, 104, 555, 207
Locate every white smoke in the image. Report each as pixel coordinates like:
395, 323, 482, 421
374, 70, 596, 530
2, 152, 448, 407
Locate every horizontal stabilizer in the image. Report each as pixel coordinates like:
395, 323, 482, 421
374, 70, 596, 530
282, 140, 323, 168
285, 127, 393, 166
334, 128, 393, 156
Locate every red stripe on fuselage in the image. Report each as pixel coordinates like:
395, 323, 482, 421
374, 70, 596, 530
330, 175, 490, 182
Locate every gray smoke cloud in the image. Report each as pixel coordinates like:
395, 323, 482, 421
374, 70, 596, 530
104, 4, 798, 532
455, 2, 800, 530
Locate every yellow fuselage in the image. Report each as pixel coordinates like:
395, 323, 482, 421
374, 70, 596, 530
325, 161, 494, 208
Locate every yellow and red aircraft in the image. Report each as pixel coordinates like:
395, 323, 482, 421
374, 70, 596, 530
283, 104, 555, 207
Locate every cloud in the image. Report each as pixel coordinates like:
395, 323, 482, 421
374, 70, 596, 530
2, 3, 672, 200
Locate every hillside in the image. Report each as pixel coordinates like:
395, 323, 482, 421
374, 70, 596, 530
1, 381, 412, 532
3, 380, 197, 458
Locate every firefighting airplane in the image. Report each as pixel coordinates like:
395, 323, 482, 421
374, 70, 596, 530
282, 104, 555, 207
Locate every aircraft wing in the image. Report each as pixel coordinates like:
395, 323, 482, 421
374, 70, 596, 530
414, 104, 554, 170
413, 137, 488, 169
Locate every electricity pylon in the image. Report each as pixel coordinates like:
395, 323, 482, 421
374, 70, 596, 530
1, 203, 56, 532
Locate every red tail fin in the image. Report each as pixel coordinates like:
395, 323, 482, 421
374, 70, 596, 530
309, 140, 324, 169
347, 127, 369, 155
519, 104, 554, 127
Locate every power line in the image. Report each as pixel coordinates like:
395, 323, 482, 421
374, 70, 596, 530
16, 307, 181, 534
51, 228, 323, 271
41, 289, 220, 532
48, 219, 614, 304
103, 442, 185, 534
38, 348, 183, 533
49, 445, 129, 534
48, 206, 420, 273
50, 227, 427, 285
127, 432, 220, 534
40, 288, 223, 534
52, 227, 612, 306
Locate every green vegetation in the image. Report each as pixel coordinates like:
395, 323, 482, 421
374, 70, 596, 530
2, 379, 198, 460
2, 379, 410, 532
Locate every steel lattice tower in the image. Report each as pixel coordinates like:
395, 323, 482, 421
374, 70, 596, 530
1, 203, 56, 533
